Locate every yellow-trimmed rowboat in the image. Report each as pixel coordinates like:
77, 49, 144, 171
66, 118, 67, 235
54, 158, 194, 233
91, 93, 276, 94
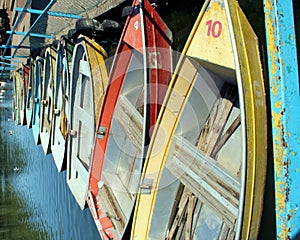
20, 64, 30, 126
12, 71, 22, 125
131, 0, 267, 239
66, 35, 108, 210
26, 60, 35, 129
40, 47, 57, 155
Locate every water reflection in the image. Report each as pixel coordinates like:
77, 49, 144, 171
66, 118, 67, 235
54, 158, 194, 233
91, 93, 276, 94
0, 84, 100, 240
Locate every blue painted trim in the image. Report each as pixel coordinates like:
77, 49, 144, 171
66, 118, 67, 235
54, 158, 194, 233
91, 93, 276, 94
8, 59, 23, 63
3, 56, 28, 59
264, 0, 300, 238
0, 61, 17, 66
6, 31, 55, 39
11, 0, 58, 57
15, 7, 82, 19
0, 67, 16, 70
0, 45, 32, 49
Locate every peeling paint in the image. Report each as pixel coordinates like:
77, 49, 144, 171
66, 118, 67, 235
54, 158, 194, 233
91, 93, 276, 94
274, 100, 282, 109
264, 0, 300, 238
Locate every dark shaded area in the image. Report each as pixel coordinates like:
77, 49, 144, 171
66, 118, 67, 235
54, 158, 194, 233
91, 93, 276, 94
293, 0, 300, 82
0, 9, 11, 52
237, 2, 276, 239
0, 9, 11, 78
30, 0, 50, 57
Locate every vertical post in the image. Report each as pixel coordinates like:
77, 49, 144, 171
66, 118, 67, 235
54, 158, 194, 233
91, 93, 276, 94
264, 0, 300, 239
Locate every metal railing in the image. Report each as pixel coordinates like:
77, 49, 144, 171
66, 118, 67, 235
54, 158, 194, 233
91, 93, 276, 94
0, 0, 81, 78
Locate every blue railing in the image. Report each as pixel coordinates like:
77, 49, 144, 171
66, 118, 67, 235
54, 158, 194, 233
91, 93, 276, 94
264, 0, 300, 239
0, 0, 81, 77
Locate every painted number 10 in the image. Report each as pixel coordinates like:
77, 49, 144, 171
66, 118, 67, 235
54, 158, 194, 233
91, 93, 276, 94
206, 20, 222, 38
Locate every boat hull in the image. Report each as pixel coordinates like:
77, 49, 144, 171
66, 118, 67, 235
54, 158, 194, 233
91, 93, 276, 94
66, 35, 108, 210
87, 0, 173, 238
26, 60, 35, 128
20, 65, 30, 126
13, 72, 22, 125
51, 37, 75, 172
32, 57, 44, 145
40, 47, 56, 155
131, 0, 267, 239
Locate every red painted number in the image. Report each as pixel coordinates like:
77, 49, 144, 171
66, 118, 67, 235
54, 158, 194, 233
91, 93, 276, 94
206, 20, 222, 38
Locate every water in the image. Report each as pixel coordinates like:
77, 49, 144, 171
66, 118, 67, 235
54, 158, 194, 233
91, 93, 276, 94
0, 85, 100, 240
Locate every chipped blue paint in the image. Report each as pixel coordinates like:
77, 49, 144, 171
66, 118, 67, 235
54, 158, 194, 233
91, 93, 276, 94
15, 7, 82, 19
6, 31, 55, 39
264, 0, 300, 238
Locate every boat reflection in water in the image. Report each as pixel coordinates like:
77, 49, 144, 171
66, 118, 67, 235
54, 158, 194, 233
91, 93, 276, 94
0, 85, 101, 239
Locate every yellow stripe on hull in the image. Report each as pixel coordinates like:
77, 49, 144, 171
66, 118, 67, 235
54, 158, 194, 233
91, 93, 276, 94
131, 0, 267, 239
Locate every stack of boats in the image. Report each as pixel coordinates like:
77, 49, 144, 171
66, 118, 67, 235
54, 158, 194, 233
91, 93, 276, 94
11, 0, 268, 239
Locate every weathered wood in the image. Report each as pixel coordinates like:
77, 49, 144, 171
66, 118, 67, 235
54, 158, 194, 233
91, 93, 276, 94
211, 114, 241, 158
219, 224, 230, 240
197, 98, 218, 151
185, 194, 195, 240
99, 184, 126, 234
166, 83, 240, 238
167, 184, 184, 231
114, 96, 143, 149
167, 188, 190, 240
191, 200, 202, 237
172, 137, 240, 206
198, 83, 237, 156
168, 158, 237, 226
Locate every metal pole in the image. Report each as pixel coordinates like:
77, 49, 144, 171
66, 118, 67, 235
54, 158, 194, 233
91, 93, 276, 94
7, 31, 55, 39
3, 56, 28, 59
264, 0, 300, 239
0, 62, 17, 66
15, 7, 82, 19
12, 0, 58, 58
0, 45, 32, 49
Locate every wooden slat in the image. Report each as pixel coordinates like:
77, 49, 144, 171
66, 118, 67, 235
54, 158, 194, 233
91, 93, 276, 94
167, 188, 190, 239
198, 83, 237, 156
74, 104, 94, 128
219, 223, 230, 240
114, 96, 143, 148
172, 137, 240, 207
167, 83, 240, 238
79, 59, 91, 77
167, 158, 237, 226
185, 194, 195, 240
211, 114, 241, 158
99, 184, 126, 234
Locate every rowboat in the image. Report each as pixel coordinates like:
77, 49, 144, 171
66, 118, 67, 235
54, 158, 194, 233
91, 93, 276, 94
12, 71, 22, 125
26, 60, 35, 128
32, 57, 44, 145
40, 47, 56, 154
66, 35, 108, 210
12, 77, 16, 121
51, 36, 75, 172
131, 0, 267, 239
86, 0, 173, 238
20, 64, 30, 126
